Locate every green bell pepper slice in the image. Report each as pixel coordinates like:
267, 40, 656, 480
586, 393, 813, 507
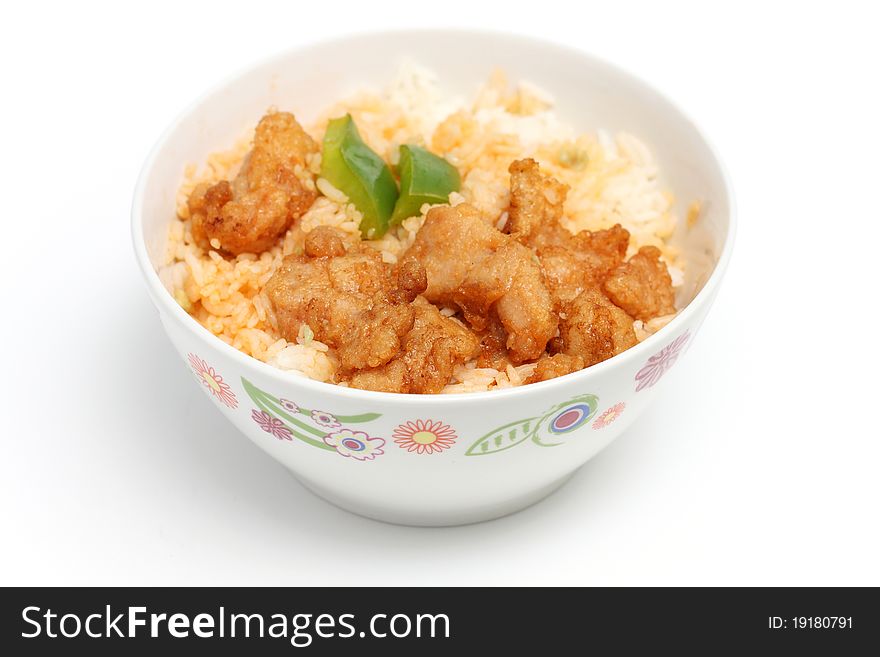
321, 114, 398, 239
390, 144, 461, 225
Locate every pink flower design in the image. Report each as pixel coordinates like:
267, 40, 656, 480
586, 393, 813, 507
188, 353, 238, 408
324, 429, 385, 461
634, 331, 690, 392
279, 398, 299, 414
592, 402, 626, 429
311, 410, 341, 429
393, 419, 457, 454
251, 409, 293, 441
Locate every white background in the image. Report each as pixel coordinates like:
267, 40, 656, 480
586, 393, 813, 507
2, 0, 878, 586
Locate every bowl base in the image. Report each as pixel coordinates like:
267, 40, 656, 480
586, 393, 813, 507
291, 470, 577, 527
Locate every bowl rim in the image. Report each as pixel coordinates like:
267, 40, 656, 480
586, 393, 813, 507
131, 27, 737, 407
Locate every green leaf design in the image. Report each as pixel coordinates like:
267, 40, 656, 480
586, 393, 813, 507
465, 417, 539, 456
241, 378, 381, 425
241, 378, 333, 451
335, 412, 382, 423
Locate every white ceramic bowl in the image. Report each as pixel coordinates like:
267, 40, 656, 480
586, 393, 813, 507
132, 30, 734, 526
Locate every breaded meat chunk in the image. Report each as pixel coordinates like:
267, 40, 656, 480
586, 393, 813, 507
507, 157, 569, 245
524, 353, 586, 384
265, 230, 424, 373
507, 159, 630, 303
402, 204, 498, 306
348, 298, 480, 394
392, 257, 428, 304
537, 224, 629, 304
475, 312, 510, 369
189, 112, 317, 255
603, 246, 676, 321
402, 203, 556, 363
303, 225, 346, 258
554, 289, 637, 367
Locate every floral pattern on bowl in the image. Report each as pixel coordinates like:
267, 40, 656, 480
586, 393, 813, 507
324, 429, 385, 461
188, 353, 238, 409
393, 420, 458, 455
242, 378, 383, 459
251, 409, 293, 441
593, 402, 626, 429
634, 331, 690, 392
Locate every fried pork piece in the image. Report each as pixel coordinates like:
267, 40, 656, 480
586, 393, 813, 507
402, 203, 556, 363
393, 258, 428, 304
475, 312, 510, 369
507, 158, 629, 303
303, 224, 346, 258
537, 224, 630, 304
554, 289, 637, 367
524, 353, 586, 384
604, 246, 676, 321
507, 157, 569, 244
348, 298, 480, 394
265, 229, 424, 373
188, 112, 317, 255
